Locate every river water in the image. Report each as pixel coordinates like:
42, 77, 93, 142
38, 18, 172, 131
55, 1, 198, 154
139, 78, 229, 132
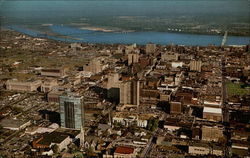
1, 0, 250, 45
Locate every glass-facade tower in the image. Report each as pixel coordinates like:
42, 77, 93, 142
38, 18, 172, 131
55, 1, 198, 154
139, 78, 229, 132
59, 93, 84, 129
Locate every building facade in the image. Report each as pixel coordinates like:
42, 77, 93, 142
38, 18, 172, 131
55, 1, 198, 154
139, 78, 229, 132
202, 125, 224, 142
146, 43, 156, 54
120, 80, 140, 106
161, 52, 179, 61
128, 53, 139, 65
84, 58, 107, 74
170, 101, 182, 114
190, 60, 202, 72
6, 79, 41, 92
41, 78, 58, 93
59, 93, 84, 129
41, 68, 66, 77
203, 107, 222, 122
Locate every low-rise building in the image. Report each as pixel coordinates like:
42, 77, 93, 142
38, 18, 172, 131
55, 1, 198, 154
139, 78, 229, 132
203, 107, 222, 122
202, 125, 224, 142
6, 79, 42, 92
41, 68, 66, 77
170, 101, 182, 114
112, 112, 156, 128
161, 52, 179, 61
41, 78, 58, 93
32, 131, 72, 152
0, 118, 31, 130
47, 90, 64, 103
114, 146, 136, 158
189, 145, 210, 155
189, 144, 223, 156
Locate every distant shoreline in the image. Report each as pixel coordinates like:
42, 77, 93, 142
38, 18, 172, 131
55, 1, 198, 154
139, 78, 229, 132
3, 26, 250, 46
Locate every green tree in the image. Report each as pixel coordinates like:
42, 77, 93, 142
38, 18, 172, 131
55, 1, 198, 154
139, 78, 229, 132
51, 144, 59, 153
147, 118, 159, 131
86, 147, 95, 157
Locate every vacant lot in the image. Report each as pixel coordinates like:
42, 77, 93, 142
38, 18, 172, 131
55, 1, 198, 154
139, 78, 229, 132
226, 82, 250, 96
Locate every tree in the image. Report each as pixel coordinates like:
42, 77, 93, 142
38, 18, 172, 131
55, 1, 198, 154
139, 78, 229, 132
147, 118, 159, 131
0, 124, 3, 131
51, 144, 59, 153
86, 147, 95, 157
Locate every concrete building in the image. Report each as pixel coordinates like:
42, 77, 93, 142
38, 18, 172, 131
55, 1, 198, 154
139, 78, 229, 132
107, 73, 120, 89
32, 131, 71, 152
41, 78, 58, 93
0, 118, 31, 131
202, 125, 224, 142
128, 53, 139, 65
84, 58, 107, 74
146, 43, 156, 54
125, 44, 137, 54
114, 146, 136, 158
6, 79, 41, 92
170, 101, 182, 114
188, 145, 210, 155
161, 52, 179, 61
189, 144, 223, 156
112, 112, 155, 128
107, 73, 121, 103
190, 60, 202, 72
203, 107, 222, 122
47, 90, 64, 103
120, 80, 140, 106
41, 68, 66, 77
160, 91, 172, 101
171, 61, 183, 68
59, 93, 84, 129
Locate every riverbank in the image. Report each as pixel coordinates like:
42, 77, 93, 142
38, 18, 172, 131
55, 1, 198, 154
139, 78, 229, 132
5, 25, 250, 46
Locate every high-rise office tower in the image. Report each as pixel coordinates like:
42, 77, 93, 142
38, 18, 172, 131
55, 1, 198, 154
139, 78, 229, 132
120, 80, 140, 106
107, 73, 121, 103
59, 93, 84, 129
128, 53, 139, 65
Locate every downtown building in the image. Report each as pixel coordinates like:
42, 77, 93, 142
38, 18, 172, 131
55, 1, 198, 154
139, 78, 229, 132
59, 93, 84, 129
146, 43, 156, 54
190, 60, 202, 72
6, 79, 42, 92
119, 79, 140, 106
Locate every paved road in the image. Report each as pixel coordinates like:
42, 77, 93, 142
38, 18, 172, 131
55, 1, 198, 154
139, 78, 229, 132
221, 55, 229, 122
140, 114, 167, 158
221, 54, 231, 157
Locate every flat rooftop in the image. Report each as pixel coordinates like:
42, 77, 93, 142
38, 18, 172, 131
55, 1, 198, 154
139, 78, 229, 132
0, 118, 29, 129
203, 107, 222, 114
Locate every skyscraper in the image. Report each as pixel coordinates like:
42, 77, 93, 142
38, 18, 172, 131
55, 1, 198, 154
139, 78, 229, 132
128, 53, 139, 65
107, 73, 121, 103
120, 80, 140, 106
59, 93, 84, 129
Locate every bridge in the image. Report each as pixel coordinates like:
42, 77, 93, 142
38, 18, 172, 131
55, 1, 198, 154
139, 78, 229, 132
221, 31, 228, 47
